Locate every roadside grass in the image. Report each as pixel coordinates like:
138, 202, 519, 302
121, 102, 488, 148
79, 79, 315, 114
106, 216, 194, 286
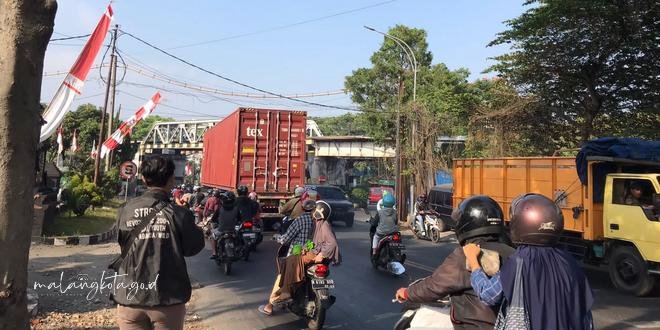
43, 207, 117, 237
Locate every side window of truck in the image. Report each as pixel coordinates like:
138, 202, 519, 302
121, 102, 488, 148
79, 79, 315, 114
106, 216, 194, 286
612, 178, 658, 221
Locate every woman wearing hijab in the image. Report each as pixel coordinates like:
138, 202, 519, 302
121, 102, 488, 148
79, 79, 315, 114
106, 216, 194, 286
464, 193, 594, 329
259, 200, 341, 316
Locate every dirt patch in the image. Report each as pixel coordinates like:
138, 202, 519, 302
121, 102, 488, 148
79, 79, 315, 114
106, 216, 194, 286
29, 243, 207, 329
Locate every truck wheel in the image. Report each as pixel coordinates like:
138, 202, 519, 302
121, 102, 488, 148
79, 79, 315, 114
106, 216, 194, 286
609, 246, 655, 296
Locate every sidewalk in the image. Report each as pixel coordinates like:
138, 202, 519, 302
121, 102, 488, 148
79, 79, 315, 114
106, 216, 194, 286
28, 243, 206, 330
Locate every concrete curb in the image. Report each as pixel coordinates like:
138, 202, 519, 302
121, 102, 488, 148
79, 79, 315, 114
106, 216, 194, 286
27, 289, 38, 317
35, 225, 117, 246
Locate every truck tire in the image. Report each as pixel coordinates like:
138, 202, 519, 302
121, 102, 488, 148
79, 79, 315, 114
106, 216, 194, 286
609, 246, 655, 296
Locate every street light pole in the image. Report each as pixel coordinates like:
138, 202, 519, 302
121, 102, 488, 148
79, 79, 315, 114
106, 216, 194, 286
364, 26, 417, 101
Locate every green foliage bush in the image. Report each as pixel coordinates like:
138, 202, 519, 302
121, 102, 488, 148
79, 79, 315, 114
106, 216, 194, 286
350, 187, 369, 208
62, 174, 103, 216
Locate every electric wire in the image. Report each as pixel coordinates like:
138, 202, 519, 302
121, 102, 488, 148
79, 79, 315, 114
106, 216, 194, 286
167, 0, 398, 50
119, 29, 366, 113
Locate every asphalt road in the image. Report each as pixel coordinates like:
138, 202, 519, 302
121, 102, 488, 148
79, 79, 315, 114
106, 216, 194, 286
186, 216, 660, 330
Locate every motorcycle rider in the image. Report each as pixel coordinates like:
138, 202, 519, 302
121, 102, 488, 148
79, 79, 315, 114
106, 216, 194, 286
464, 193, 594, 329
236, 185, 260, 223
280, 186, 306, 220
414, 193, 431, 237
209, 191, 242, 259
259, 199, 317, 316
394, 195, 515, 329
370, 194, 398, 256
203, 189, 221, 220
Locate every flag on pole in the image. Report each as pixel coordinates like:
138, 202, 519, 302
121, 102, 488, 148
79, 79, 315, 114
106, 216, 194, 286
57, 126, 64, 155
185, 163, 193, 176
100, 92, 162, 159
90, 140, 98, 159
70, 130, 79, 153
40, 4, 113, 143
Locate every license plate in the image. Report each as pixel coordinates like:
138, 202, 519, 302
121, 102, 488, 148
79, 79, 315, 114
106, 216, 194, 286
244, 233, 256, 238
389, 243, 405, 249
311, 279, 335, 289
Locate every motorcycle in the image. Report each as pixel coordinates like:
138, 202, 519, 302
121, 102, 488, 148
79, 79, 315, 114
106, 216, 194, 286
394, 298, 452, 330
369, 218, 406, 275
214, 224, 251, 275
273, 243, 336, 330
238, 219, 262, 252
412, 211, 445, 243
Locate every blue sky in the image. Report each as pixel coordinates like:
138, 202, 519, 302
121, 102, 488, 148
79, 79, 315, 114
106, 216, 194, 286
42, 0, 527, 121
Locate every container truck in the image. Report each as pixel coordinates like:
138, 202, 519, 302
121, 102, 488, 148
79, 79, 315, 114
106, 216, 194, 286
452, 139, 660, 296
201, 108, 307, 227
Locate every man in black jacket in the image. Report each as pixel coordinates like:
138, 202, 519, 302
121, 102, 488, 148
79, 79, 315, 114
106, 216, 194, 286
114, 156, 205, 330
394, 195, 514, 329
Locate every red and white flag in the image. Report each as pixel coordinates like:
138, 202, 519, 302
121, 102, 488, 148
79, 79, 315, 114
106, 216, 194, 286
90, 140, 98, 159
70, 130, 79, 153
57, 126, 64, 154
40, 4, 113, 143
185, 163, 193, 176
100, 92, 162, 159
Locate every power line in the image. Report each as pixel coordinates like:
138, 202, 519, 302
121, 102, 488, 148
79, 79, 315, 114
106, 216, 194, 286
49, 34, 91, 42
167, 0, 398, 50
119, 29, 365, 113
116, 89, 223, 118
123, 61, 347, 99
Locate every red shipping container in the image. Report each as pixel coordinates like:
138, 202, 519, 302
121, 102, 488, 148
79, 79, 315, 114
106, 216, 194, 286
201, 108, 307, 214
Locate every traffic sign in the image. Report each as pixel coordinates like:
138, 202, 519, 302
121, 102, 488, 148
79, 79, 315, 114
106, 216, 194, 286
119, 161, 137, 180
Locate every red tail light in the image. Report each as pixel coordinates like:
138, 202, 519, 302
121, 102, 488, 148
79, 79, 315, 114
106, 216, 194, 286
314, 264, 328, 278
242, 221, 253, 229
392, 233, 401, 242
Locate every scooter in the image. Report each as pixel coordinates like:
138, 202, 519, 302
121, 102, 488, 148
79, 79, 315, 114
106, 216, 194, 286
412, 211, 445, 243
393, 299, 453, 330
273, 243, 336, 330
369, 223, 406, 275
239, 218, 263, 252
214, 226, 250, 275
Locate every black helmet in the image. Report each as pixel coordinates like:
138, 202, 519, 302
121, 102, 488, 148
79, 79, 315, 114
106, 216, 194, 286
452, 195, 505, 244
237, 185, 249, 196
213, 189, 222, 198
313, 200, 332, 220
302, 199, 316, 212
509, 193, 563, 246
220, 191, 236, 206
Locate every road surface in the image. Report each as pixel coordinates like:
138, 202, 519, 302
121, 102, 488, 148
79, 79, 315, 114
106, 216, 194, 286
186, 216, 660, 330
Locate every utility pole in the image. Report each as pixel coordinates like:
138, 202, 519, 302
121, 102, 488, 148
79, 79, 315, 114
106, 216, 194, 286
106, 29, 119, 171
395, 77, 405, 224
94, 25, 118, 185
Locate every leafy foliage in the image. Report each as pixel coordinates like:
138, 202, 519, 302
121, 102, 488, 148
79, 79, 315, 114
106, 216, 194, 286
62, 174, 103, 216
310, 114, 367, 136
350, 187, 369, 208
488, 0, 659, 145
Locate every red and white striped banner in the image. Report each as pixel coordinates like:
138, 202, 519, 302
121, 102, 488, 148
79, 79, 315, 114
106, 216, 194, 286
40, 4, 113, 143
100, 92, 162, 159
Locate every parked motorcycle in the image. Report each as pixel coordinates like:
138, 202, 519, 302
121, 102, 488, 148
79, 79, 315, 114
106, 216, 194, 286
274, 243, 336, 330
214, 225, 250, 275
412, 211, 445, 243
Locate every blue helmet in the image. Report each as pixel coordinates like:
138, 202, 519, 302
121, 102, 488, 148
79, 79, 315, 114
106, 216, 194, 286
382, 194, 395, 208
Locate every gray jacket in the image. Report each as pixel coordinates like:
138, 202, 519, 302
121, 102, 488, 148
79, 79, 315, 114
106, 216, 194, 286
375, 208, 398, 235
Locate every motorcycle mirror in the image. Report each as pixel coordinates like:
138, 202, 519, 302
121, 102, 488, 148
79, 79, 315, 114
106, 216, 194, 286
387, 261, 406, 276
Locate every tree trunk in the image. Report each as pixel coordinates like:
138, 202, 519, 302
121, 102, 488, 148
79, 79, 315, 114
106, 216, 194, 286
0, 1, 56, 329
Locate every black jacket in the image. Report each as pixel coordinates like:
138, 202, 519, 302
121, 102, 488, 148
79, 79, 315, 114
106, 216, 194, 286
235, 196, 259, 220
407, 239, 514, 329
113, 188, 204, 307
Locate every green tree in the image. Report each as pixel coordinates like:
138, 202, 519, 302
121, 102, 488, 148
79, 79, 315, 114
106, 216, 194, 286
310, 113, 367, 136
489, 0, 659, 145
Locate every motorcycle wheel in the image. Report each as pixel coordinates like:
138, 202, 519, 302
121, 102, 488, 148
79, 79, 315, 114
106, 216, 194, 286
430, 228, 440, 243
224, 262, 232, 275
243, 250, 250, 261
307, 296, 327, 330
